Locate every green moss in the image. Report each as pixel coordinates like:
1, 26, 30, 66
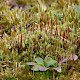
0, 0, 80, 80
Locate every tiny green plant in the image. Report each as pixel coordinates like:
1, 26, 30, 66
27, 55, 61, 72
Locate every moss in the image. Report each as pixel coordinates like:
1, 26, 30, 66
0, 0, 80, 80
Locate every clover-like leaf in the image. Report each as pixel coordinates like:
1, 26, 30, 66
35, 57, 44, 66
44, 55, 57, 67
44, 55, 53, 63
46, 59, 57, 67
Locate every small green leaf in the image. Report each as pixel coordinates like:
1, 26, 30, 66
46, 59, 57, 67
35, 57, 44, 66
44, 55, 57, 67
31, 65, 40, 71
44, 55, 52, 63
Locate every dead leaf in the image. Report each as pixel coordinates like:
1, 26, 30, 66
54, 66, 61, 72
69, 54, 78, 61
27, 62, 36, 66
58, 57, 69, 65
